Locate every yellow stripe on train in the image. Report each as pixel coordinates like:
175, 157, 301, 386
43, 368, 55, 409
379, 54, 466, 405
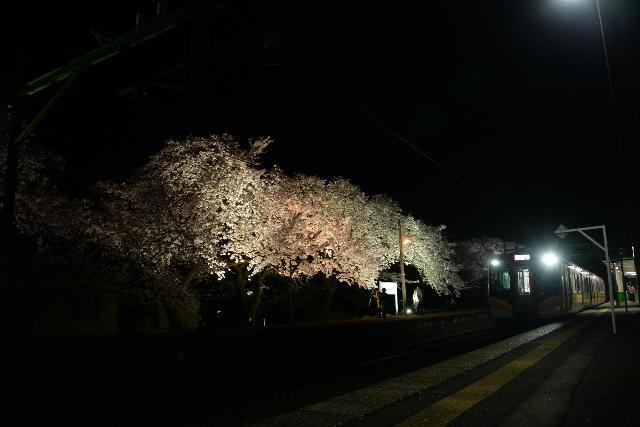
536, 295, 562, 311
489, 297, 513, 318
536, 294, 562, 317
489, 297, 512, 312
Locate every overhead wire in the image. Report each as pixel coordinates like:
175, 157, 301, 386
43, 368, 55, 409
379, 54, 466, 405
217, 6, 539, 239
300, 65, 538, 238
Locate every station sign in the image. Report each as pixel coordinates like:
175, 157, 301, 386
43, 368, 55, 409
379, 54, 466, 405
514, 254, 530, 261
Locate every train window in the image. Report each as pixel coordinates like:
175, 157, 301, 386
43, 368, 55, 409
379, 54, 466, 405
517, 269, 530, 294
489, 270, 511, 291
502, 272, 511, 289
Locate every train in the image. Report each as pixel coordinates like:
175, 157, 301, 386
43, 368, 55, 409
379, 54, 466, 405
487, 250, 606, 319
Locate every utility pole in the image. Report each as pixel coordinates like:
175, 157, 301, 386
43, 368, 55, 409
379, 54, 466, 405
0, 103, 16, 292
602, 228, 616, 334
399, 219, 407, 314
619, 255, 628, 312
593, 0, 640, 290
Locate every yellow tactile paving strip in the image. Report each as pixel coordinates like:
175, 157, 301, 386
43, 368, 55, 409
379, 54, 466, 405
396, 308, 608, 427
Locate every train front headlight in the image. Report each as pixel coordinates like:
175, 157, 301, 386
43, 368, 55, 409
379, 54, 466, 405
541, 252, 559, 267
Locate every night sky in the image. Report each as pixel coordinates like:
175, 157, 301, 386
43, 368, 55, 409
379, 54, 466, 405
8, 0, 640, 256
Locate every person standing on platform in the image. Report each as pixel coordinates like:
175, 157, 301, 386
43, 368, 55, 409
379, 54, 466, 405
412, 286, 423, 314
372, 288, 382, 318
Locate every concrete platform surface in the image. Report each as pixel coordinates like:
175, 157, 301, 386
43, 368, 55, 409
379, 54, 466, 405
255, 306, 640, 427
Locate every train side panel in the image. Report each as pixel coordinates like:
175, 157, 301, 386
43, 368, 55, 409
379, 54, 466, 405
488, 255, 604, 320
566, 266, 605, 313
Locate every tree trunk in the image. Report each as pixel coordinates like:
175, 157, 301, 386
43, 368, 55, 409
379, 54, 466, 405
163, 265, 201, 332
321, 276, 338, 321
117, 301, 136, 336
233, 264, 252, 325
247, 269, 268, 326
163, 298, 188, 332
288, 280, 295, 323
181, 265, 200, 288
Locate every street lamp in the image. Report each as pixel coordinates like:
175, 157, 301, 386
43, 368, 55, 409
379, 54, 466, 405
398, 219, 411, 314
487, 258, 500, 304
555, 224, 616, 333
541, 252, 559, 267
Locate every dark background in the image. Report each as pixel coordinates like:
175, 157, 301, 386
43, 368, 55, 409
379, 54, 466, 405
6, 0, 640, 263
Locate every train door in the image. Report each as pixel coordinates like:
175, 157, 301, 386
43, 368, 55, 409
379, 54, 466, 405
488, 268, 514, 318
563, 267, 572, 313
514, 268, 533, 316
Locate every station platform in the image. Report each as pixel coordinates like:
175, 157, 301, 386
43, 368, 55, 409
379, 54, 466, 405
254, 306, 640, 426
3, 307, 495, 427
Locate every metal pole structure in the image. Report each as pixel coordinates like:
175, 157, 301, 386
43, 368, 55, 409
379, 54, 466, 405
602, 226, 617, 334
487, 260, 492, 308
620, 255, 628, 312
555, 224, 616, 334
594, 0, 640, 298
399, 218, 407, 315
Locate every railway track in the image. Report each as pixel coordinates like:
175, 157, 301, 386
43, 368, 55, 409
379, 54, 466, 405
122, 318, 556, 426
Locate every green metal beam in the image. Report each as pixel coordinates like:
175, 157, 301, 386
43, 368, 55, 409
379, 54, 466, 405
20, 3, 194, 96
15, 71, 81, 145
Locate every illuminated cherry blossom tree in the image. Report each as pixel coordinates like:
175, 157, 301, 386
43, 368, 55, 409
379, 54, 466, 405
321, 182, 397, 287
454, 237, 505, 287
252, 176, 397, 319
90, 134, 274, 327
5, 129, 463, 328
0, 130, 90, 258
401, 216, 463, 295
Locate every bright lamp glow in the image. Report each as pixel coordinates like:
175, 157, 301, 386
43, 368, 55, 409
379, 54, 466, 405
490, 259, 500, 267
406, 308, 412, 314
542, 252, 559, 266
